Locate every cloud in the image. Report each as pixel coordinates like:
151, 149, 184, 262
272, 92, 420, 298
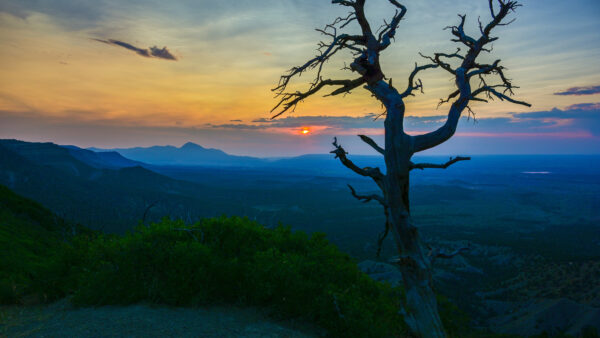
554, 85, 600, 96
0, 0, 108, 30
93, 38, 177, 60
149, 46, 177, 60
207, 105, 600, 138
510, 103, 600, 136
206, 114, 387, 135
204, 123, 265, 130
564, 102, 600, 111
513, 103, 600, 118
3, 106, 600, 157
398, 104, 600, 137
252, 114, 383, 129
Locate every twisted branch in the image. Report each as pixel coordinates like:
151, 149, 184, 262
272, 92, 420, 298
400, 62, 439, 97
358, 134, 384, 154
413, 0, 529, 152
376, 206, 391, 258
410, 156, 471, 170
378, 0, 407, 50
347, 184, 387, 206
271, 78, 366, 118
445, 14, 477, 47
272, 0, 408, 118
330, 137, 384, 182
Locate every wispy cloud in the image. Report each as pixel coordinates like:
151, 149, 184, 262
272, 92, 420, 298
148, 46, 177, 60
510, 103, 600, 136
204, 123, 265, 130
252, 114, 383, 129
554, 85, 600, 96
3, 104, 600, 156
564, 102, 600, 111
206, 103, 600, 139
93, 38, 177, 60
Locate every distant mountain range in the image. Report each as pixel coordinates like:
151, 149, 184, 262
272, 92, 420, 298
10, 138, 589, 234
90, 142, 265, 167
0, 139, 243, 232
87, 142, 390, 177
0, 138, 373, 233
63, 145, 143, 169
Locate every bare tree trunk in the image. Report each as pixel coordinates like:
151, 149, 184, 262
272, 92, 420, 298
391, 212, 445, 337
384, 105, 446, 337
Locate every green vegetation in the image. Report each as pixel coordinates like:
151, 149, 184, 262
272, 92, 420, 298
7, 183, 588, 337
1, 184, 410, 336
0, 184, 71, 304
69, 217, 407, 337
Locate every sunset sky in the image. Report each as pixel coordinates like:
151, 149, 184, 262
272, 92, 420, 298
1, 0, 599, 156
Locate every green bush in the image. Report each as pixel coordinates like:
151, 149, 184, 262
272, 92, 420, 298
0, 184, 70, 303
69, 217, 408, 337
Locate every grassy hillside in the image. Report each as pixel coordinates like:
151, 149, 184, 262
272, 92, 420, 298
0, 184, 73, 303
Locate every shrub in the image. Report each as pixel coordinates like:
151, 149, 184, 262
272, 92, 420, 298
70, 217, 408, 337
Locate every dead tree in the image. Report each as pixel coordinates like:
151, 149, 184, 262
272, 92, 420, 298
272, 1, 529, 336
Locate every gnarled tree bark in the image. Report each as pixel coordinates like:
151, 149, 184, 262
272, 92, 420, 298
272, 1, 529, 336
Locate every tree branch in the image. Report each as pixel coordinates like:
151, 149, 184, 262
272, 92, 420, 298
272, 33, 348, 96
352, 0, 374, 37
358, 134, 384, 154
410, 156, 471, 170
332, 0, 356, 7
347, 184, 387, 206
141, 199, 161, 225
331, 137, 384, 181
400, 62, 439, 98
273, 0, 411, 118
272, 77, 366, 118
471, 85, 531, 107
419, 50, 460, 76
413, 0, 528, 153
446, 14, 477, 47
270, 8, 372, 118
376, 211, 390, 258
467, 59, 501, 78
378, 0, 407, 50
412, 103, 464, 153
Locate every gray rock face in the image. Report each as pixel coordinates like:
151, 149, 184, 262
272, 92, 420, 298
358, 260, 403, 287
488, 298, 600, 336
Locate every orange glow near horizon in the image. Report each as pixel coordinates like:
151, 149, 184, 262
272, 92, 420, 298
1, 1, 599, 155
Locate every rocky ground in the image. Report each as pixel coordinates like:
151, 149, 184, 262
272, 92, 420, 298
0, 300, 320, 337
358, 252, 600, 337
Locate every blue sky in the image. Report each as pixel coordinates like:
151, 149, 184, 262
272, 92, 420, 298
0, 0, 599, 156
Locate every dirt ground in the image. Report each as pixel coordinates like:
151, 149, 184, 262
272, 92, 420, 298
0, 299, 320, 337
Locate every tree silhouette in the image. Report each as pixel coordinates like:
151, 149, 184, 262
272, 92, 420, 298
272, 0, 530, 336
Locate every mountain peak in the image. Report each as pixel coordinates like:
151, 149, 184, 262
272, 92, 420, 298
181, 142, 204, 150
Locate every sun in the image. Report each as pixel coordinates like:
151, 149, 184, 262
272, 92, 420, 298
300, 127, 310, 135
